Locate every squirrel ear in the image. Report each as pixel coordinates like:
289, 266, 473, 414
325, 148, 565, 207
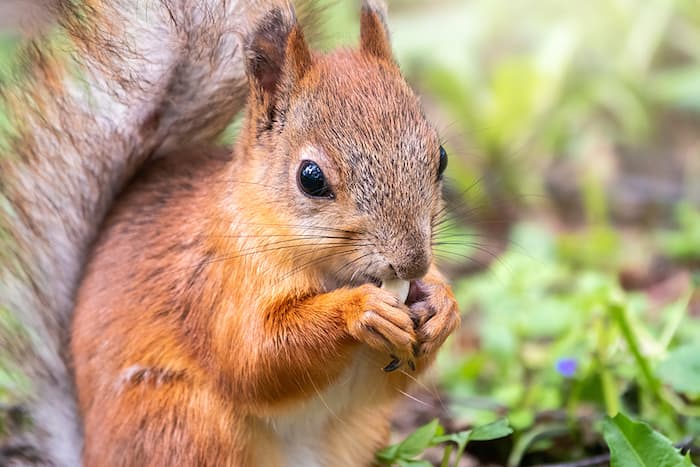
360, 0, 393, 62
245, 7, 312, 131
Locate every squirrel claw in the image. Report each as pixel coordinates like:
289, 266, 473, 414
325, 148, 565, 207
383, 357, 401, 372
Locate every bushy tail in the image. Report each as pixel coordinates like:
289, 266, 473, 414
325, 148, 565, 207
0, 0, 283, 464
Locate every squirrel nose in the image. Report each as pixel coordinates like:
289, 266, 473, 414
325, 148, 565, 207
392, 249, 430, 281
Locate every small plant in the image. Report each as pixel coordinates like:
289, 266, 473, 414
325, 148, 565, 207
376, 418, 512, 467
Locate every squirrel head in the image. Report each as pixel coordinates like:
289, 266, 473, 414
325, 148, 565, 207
233, 1, 446, 286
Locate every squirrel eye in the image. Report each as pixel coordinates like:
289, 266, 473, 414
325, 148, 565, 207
298, 160, 333, 198
437, 145, 448, 180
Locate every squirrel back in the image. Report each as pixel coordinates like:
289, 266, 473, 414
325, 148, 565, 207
0, 0, 296, 464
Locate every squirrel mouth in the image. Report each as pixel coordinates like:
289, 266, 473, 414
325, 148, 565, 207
365, 275, 382, 287
327, 273, 381, 290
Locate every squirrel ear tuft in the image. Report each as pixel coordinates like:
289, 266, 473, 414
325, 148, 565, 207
285, 25, 313, 84
245, 7, 312, 130
360, 0, 393, 62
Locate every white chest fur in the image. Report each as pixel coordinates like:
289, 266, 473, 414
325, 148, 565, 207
263, 348, 383, 467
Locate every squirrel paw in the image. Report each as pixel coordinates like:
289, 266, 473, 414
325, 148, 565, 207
345, 284, 417, 371
407, 279, 460, 360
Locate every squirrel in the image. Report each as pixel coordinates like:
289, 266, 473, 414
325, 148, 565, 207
1, 0, 460, 466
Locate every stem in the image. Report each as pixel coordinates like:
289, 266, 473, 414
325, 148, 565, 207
600, 366, 619, 417
440, 444, 453, 467
658, 292, 691, 350
608, 300, 684, 430
608, 302, 661, 395
594, 316, 619, 416
454, 442, 468, 466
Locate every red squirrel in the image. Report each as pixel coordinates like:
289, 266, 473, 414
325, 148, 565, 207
71, 3, 460, 465
1, 0, 460, 465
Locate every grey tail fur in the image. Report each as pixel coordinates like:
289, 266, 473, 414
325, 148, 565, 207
0, 0, 290, 464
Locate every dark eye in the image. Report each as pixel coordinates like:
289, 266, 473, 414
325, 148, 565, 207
437, 145, 448, 180
298, 160, 333, 198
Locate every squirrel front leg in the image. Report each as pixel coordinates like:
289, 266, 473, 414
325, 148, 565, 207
230, 284, 418, 407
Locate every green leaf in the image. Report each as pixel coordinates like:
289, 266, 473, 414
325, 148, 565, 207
657, 344, 700, 396
469, 418, 513, 441
433, 430, 471, 446
433, 430, 472, 458
397, 419, 442, 458
376, 420, 443, 465
602, 413, 694, 467
375, 443, 400, 463
433, 419, 512, 466
507, 423, 570, 467
396, 460, 433, 467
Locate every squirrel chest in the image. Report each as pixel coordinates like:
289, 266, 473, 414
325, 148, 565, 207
251, 348, 394, 467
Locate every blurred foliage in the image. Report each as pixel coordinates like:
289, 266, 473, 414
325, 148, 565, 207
385, 0, 700, 211
660, 203, 700, 263
436, 223, 699, 464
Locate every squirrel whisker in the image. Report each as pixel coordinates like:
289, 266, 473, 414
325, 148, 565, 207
333, 252, 377, 282
195, 241, 372, 271
236, 223, 365, 236
273, 247, 370, 283
433, 243, 499, 261
210, 233, 360, 240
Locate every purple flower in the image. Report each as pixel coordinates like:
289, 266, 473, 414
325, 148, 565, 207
556, 358, 578, 378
